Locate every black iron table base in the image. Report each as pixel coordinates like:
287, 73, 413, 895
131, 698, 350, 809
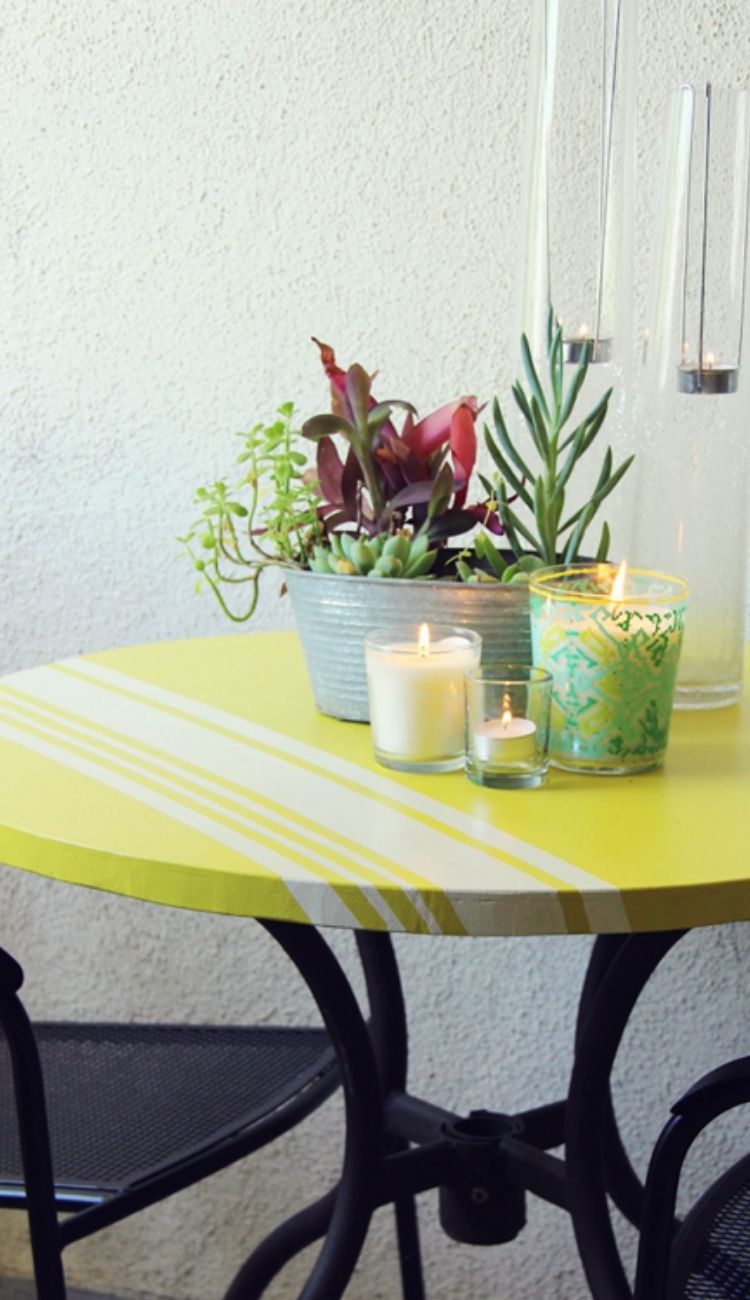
223, 924, 688, 1300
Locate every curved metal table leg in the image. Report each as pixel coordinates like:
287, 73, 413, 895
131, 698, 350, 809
356, 931, 426, 1300
225, 920, 691, 1300
575, 935, 648, 1229
223, 919, 385, 1300
567, 930, 686, 1300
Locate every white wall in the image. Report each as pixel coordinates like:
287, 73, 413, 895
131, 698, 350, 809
2, 2, 750, 1297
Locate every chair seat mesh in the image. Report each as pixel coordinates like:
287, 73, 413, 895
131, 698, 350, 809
684, 1180, 750, 1298
0, 1022, 334, 1193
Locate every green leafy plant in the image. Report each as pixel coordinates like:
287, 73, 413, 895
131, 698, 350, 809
465, 309, 633, 583
179, 403, 323, 622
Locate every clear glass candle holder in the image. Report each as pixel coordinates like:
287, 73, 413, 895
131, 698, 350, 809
519, 0, 637, 366
365, 624, 482, 773
632, 84, 750, 710
529, 564, 688, 775
465, 665, 552, 789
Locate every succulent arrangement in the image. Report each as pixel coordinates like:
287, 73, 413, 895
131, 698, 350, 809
180, 342, 480, 620
181, 317, 633, 620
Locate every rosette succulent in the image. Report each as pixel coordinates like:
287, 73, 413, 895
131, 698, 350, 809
309, 530, 437, 579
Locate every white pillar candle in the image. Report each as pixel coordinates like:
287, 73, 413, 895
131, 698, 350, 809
365, 624, 481, 769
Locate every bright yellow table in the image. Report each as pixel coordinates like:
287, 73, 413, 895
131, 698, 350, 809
0, 631, 747, 939
0, 631, 747, 1299
0, 626, 743, 935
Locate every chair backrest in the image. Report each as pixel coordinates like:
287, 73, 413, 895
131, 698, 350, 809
0, 943, 67, 1296
633, 1058, 750, 1300
667, 1152, 750, 1300
0, 946, 24, 994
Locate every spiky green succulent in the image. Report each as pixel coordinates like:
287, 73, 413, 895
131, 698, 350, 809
465, 307, 634, 583
308, 530, 437, 579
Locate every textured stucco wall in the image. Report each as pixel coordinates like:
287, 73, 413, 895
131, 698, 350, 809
2, 2, 750, 1297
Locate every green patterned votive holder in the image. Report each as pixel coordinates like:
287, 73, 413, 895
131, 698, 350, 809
529, 564, 688, 775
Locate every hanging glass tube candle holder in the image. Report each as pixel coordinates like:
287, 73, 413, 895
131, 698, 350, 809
675, 85, 746, 397
518, 0, 637, 369
517, 0, 637, 563
633, 84, 750, 709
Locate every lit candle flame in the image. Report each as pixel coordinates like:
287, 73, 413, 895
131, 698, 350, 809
610, 559, 628, 602
704, 351, 716, 369
501, 691, 513, 728
578, 322, 589, 338
418, 623, 430, 658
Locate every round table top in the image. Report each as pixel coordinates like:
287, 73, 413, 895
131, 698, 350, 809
0, 631, 747, 937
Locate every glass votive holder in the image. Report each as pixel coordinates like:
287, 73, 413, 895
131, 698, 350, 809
529, 564, 688, 775
464, 665, 552, 789
365, 624, 482, 773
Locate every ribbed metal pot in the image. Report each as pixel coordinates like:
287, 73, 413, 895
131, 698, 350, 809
286, 569, 532, 721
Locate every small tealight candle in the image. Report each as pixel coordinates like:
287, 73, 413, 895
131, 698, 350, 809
365, 624, 481, 773
562, 323, 613, 365
465, 667, 552, 789
474, 694, 537, 763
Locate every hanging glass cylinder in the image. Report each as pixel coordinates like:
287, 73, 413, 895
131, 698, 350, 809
518, 0, 637, 367
517, 0, 638, 559
633, 84, 750, 709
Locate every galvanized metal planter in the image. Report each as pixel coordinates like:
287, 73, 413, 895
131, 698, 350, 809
286, 569, 532, 722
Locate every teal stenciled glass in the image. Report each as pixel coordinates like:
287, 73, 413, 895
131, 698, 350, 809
529, 565, 688, 775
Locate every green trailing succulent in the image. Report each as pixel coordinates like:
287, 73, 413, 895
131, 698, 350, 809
462, 309, 633, 584
308, 530, 437, 579
179, 403, 324, 623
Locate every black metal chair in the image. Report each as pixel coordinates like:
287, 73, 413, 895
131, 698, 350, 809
634, 1057, 750, 1300
566, 934, 750, 1300
0, 942, 338, 1300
